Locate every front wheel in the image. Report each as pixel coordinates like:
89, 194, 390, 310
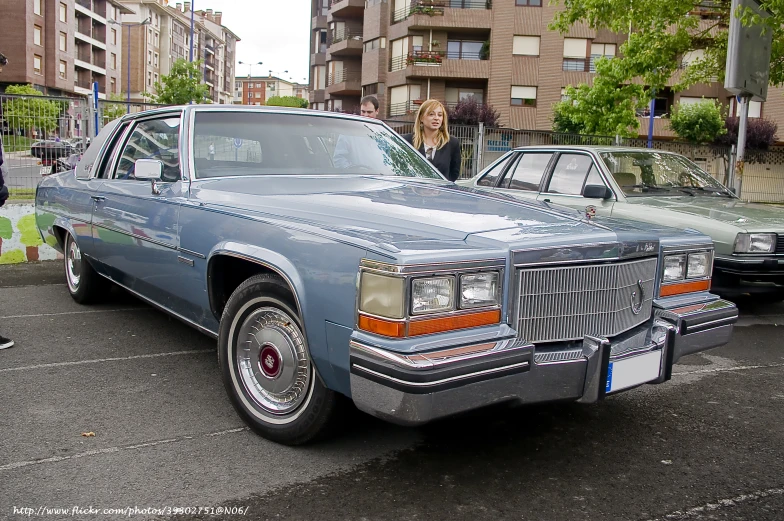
218, 274, 340, 445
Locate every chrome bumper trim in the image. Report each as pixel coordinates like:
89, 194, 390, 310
349, 299, 737, 425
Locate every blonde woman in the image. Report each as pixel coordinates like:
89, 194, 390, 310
402, 99, 462, 181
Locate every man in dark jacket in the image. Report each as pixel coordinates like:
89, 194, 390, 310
0, 129, 15, 349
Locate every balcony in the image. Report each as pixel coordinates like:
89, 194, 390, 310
74, 58, 107, 76
75, 30, 107, 50
388, 100, 420, 118
391, 0, 491, 29
327, 28, 363, 56
329, 0, 364, 18
309, 89, 326, 104
326, 70, 361, 96
390, 50, 490, 79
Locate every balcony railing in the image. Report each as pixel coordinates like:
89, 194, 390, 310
392, 0, 491, 24
328, 28, 363, 46
328, 70, 362, 85
562, 58, 589, 72
390, 49, 488, 71
388, 100, 421, 117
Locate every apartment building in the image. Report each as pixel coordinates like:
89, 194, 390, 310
239, 76, 309, 106
309, 0, 784, 137
117, 0, 239, 104
0, 0, 133, 99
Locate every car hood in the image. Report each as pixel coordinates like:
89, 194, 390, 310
191, 176, 623, 249
625, 195, 784, 231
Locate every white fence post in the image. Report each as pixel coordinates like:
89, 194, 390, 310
477, 122, 484, 175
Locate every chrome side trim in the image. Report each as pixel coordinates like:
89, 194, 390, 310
177, 255, 195, 267
91, 222, 177, 250
105, 276, 218, 338
360, 258, 506, 275
178, 247, 206, 259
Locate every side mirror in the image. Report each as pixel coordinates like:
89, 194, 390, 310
584, 184, 613, 200
134, 159, 163, 180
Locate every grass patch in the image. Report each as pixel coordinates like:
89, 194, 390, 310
2, 136, 35, 153
8, 188, 36, 200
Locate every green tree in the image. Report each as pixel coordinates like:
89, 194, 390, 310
550, 0, 784, 96
4, 84, 62, 138
101, 93, 128, 124
551, 58, 646, 137
147, 59, 210, 105
669, 98, 727, 143
266, 96, 309, 108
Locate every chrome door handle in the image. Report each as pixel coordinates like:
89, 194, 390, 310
91, 195, 105, 202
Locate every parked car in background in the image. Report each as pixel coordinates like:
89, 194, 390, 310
36, 107, 738, 445
30, 139, 74, 160
459, 146, 784, 301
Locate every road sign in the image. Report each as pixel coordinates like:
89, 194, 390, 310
233, 138, 243, 149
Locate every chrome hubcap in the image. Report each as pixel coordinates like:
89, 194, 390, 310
236, 307, 311, 416
66, 238, 82, 292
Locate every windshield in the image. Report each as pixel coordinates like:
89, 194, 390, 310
192, 111, 443, 180
600, 151, 732, 197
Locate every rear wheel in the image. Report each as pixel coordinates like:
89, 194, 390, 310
218, 274, 340, 445
64, 233, 105, 304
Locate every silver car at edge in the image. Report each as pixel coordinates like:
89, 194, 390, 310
35, 106, 738, 445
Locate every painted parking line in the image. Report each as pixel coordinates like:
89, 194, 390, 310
0, 349, 214, 373
643, 486, 784, 520
0, 427, 249, 472
0, 308, 149, 320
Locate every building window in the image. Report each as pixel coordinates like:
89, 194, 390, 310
34, 0, 41, 16
589, 43, 616, 72
446, 88, 484, 107
154, 73, 158, 83
681, 49, 705, 69
390, 37, 410, 71
111, 53, 117, 69
729, 97, 762, 119
59, 61, 67, 79
148, 51, 152, 65
363, 37, 386, 52
256, 83, 262, 88
34, 55, 43, 75
513, 36, 540, 56
154, 13, 159, 27
363, 83, 379, 96
154, 31, 159, 47
148, 71, 152, 86
515, 0, 542, 5
34, 26, 42, 46
154, 53, 158, 67
60, 32, 67, 52
511, 86, 537, 106
148, 29, 153, 43
255, 92, 261, 98
447, 40, 485, 60
563, 38, 588, 71
111, 77, 116, 93
59, 3, 67, 22
111, 28, 117, 45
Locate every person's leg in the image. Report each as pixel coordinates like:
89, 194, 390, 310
0, 335, 14, 349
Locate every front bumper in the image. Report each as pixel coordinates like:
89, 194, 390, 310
349, 299, 738, 426
713, 255, 784, 294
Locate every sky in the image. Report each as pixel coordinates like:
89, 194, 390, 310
165, 0, 312, 85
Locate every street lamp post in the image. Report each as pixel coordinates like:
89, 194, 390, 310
108, 17, 151, 113
239, 61, 263, 78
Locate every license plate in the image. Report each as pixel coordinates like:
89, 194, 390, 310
605, 350, 662, 393
39, 166, 51, 176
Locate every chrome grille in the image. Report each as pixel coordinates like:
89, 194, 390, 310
515, 257, 657, 344
777, 234, 784, 254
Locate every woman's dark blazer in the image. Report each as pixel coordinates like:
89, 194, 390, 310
402, 133, 462, 182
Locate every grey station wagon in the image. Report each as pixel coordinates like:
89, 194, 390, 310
35, 107, 738, 445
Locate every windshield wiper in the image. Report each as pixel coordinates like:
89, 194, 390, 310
628, 183, 673, 192
673, 186, 733, 197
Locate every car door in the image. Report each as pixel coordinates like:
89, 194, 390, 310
494, 151, 555, 202
90, 114, 186, 308
536, 152, 615, 217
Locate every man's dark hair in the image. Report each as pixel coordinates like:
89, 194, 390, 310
360, 95, 379, 111
0, 52, 8, 67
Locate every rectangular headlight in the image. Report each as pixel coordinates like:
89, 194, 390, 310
359, 272, 405, 319
663, 254, 686, 282
412, 277, 455, 314
686, 252, 710, 279
460, 272, 500, 309
734, 233, 776, 253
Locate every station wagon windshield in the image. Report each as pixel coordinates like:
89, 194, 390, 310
600, 151, 732, 197
192, 111, 443, 180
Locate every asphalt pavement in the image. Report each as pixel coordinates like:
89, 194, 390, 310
0, 261, 782, 521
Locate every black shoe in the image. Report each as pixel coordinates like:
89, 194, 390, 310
0, 336, 14, 349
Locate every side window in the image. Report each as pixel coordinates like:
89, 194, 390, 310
546, 154, 594, 195
503, 152, 553, 191
477, 152, 514, 187
113, 117, 181, 182
93, 122, 130, 179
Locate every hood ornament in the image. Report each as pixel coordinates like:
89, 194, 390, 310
630, 280, 645, 315
585, 205, 597, 220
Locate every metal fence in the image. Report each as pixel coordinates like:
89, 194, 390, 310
0, 93, 165, 193
384, 120, 481, 179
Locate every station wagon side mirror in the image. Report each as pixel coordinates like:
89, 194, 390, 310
583, 184, 613, 200
134, 159, 164, 195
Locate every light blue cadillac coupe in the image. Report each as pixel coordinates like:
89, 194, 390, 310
35, 106, 738, 445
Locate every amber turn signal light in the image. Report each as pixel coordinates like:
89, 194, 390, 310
659, 279, 711, 297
